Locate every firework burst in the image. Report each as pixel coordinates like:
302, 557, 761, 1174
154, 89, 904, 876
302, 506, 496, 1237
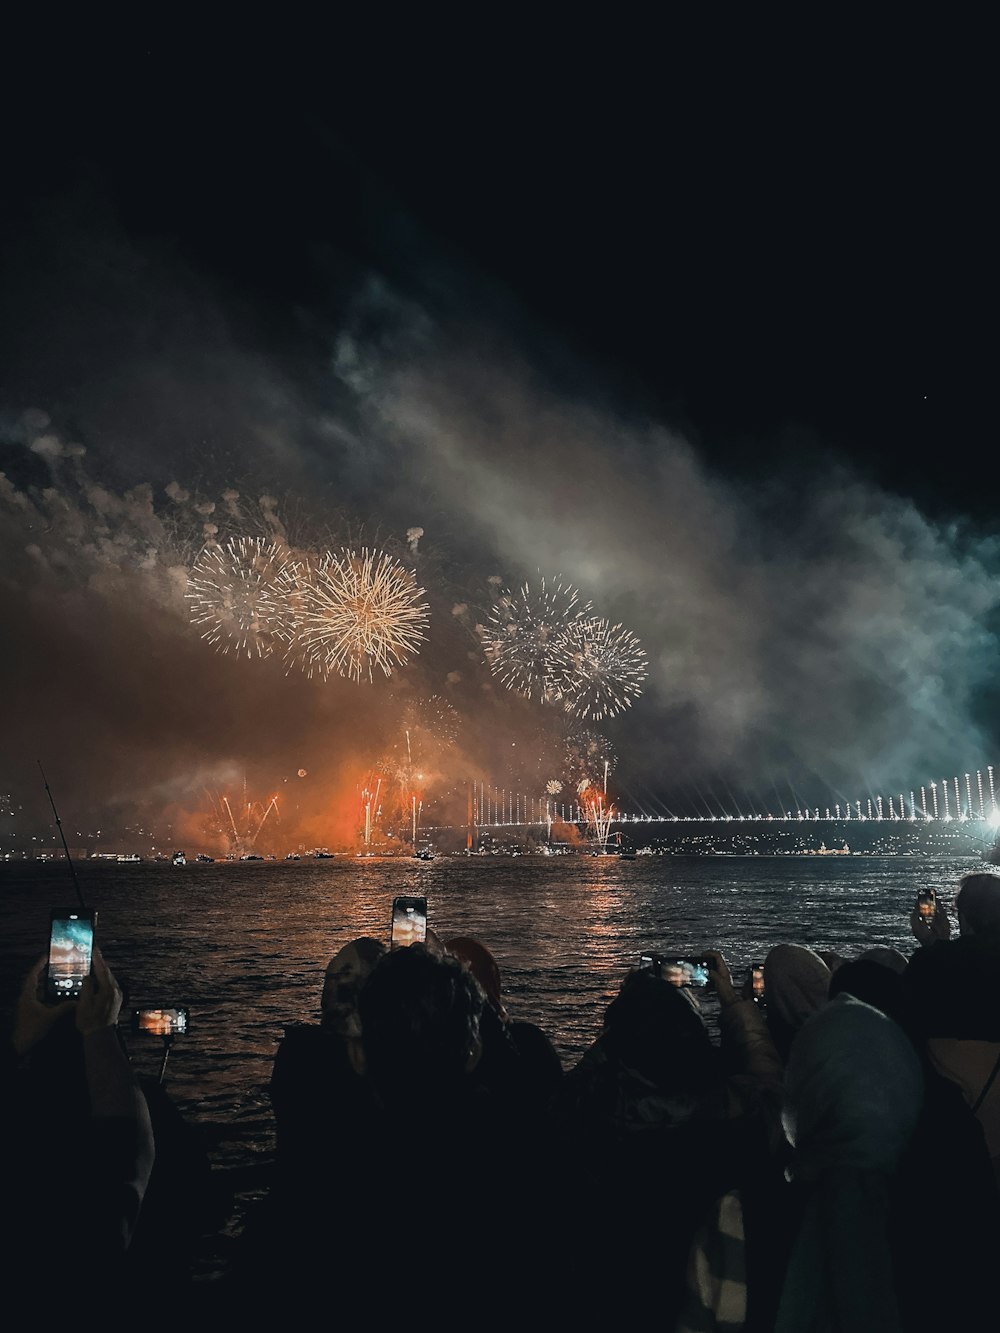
480, 576, 590, 703
289, 548, 430, 683
560, 617, 648, 721
186, 536, 298, 658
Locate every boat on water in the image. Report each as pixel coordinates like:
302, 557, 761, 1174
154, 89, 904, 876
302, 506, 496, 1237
195, 854, 214, 863
172, 851, 186, 866
116, 853, 142, 863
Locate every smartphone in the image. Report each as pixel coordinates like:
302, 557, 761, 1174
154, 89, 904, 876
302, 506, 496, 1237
915, 889, 937, 921
639, 952, 664, 977
661, 956, 710, 988
390, 895, 428, 949
45, 909, 96, 1002
748, 963, 765, 1003
132, 1007, 190, 1037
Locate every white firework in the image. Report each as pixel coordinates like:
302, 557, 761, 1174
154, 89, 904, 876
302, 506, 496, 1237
546, 779, 563, 796
560, 616, 648, 721
480, 576, 590, 703
288, 547, 430, 683
186, 536, 297, 659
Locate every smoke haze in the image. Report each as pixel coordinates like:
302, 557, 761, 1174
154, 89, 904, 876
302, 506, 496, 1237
2, 190, 998, 851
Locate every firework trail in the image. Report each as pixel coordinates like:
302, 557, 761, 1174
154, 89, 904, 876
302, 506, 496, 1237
288, 548, 430, 683
560, 617, 648, 721
186, 536, 298, 658
480, 576, 590, 703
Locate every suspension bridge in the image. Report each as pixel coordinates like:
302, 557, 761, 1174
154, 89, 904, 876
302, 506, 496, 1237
460, 766, 999, 829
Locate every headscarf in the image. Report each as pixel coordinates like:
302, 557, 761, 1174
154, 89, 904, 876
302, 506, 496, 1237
857, 946, 909, 976
444, 936, 506, 1019
775, 995, 925, 1333
763, 943, 832, 1061
764, 944, 832, 1030
782, 994, 924, 1175
559, 970, 726, 1135
320, 936, 386, 1037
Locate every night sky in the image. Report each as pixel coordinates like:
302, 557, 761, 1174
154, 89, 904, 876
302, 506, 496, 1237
2, 29, 996, 847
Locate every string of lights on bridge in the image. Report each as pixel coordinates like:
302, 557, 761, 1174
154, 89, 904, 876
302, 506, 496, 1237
460, 767, 998, 827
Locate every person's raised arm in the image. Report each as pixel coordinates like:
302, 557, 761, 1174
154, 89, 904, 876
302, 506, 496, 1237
11, 955, 76, 1058
704, 948, 783, 1083
75, 946, 148, 1121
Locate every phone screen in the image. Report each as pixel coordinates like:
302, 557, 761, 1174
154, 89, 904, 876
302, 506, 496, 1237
750, 964, 766, 1001
661, 957, 710, 988
917, 891, 936, 920
45, 910, 95, 1001
134, 1007, 189, 1036
390, 896, 427, 949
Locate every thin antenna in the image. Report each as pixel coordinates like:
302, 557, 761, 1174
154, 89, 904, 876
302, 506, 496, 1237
37, 762, 88, 911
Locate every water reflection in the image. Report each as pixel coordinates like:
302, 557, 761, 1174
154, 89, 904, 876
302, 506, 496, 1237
0, 853, 979, 1124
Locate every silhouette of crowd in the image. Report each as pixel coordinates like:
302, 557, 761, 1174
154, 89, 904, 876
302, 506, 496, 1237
4, 871, 1000, 1329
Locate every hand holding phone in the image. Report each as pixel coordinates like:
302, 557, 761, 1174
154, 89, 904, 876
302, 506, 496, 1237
12, 957, 75, 1056
911, 890, 951, 944
700, 948, 739, 1003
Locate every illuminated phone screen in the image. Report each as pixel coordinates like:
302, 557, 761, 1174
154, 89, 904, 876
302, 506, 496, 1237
135, 1008, 189, 1036
46, 912, 95, 1000
391, 897, 428, 949
662, 958, 710, 988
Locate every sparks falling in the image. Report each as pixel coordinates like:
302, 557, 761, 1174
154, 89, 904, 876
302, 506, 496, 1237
480, 575, 590, 703
288, 547, 430, 683
560, 616, 648, 721
186, 536, 297, 659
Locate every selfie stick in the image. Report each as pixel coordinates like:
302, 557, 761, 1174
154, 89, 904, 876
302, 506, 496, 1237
37, 762, 88, 911
157, 1035, 174, 1084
